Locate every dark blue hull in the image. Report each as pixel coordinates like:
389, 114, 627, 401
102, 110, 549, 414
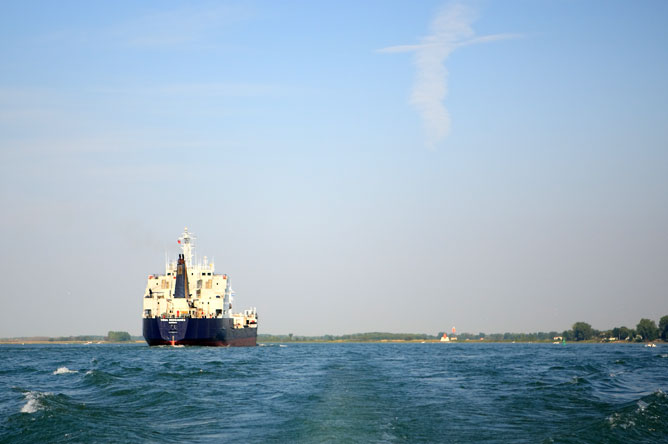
143, 318, 257, 346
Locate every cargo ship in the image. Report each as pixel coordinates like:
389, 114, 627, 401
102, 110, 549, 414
142, 228, 258, 346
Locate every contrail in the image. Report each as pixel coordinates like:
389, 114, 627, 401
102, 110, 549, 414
379, 3, 518, 149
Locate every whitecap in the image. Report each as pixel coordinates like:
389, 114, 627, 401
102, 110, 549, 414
21, 391, 44, 413
53, 366, 78, 375
607, 412, 635, 430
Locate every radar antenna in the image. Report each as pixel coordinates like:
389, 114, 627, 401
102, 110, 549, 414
177, 227, 196, 268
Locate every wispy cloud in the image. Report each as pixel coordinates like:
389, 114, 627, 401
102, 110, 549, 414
112, 4, 253, 49
379, 3, 518, 148
92, 82, 289, 98
38, 4, 254, 50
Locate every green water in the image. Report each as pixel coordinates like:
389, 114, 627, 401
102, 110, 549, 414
1, 343, 667, 443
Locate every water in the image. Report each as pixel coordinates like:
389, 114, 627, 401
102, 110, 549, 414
1, 343, 667, 443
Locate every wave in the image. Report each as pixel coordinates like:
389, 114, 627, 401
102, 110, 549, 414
3, 342, 666, 444
20, 391, 50, 413
53, 366, 78, 375
82, 369, 117, 386
564, 375, 592, 386
605, 390, 668, 437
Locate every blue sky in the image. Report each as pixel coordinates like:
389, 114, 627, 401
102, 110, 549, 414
1, 1, 667, 336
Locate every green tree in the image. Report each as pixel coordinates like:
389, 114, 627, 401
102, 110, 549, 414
636, 319, 659, 342
612, 326, 631, 340
106, 331, 131, 342
572, 322, 594, 341
612, 327, 621, 339
659, 315, 668, 341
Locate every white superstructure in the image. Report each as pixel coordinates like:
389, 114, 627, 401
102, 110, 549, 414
142, 227, 257, 329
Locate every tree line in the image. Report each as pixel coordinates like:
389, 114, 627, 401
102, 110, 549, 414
46, 335, 104, 342
106, 331, 132, 342
258, 332, 435, 342
258, 315, 668, 343
452, 315, 668, 342
567, 315, 668, 342
45, 331, 133, 342
0, 331, 137, 343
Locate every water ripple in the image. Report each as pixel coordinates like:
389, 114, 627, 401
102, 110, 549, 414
0, 343, 667, 443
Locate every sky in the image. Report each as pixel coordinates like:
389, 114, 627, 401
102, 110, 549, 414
1, 0, 667, 337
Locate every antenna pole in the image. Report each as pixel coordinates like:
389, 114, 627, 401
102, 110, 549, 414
178, 227, 196, 268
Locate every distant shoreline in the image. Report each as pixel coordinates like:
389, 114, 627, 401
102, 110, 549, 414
4, 317, 665, 345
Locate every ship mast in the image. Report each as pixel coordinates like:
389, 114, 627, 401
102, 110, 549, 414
178, 227, 196, 268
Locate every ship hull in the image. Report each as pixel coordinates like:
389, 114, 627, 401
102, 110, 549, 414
143, 318, 257, 346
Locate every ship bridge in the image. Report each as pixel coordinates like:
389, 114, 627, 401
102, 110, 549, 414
142, 228, 257, 328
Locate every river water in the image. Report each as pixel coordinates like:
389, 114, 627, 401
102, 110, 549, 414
1, 342, 667, 443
